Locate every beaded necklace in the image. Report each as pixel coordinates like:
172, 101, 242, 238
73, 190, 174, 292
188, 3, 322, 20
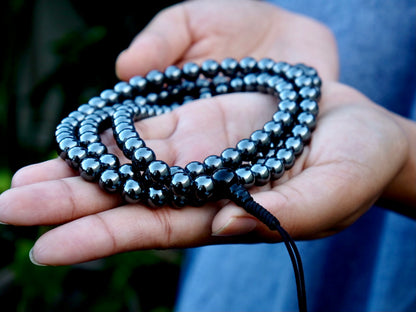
55, 57, 321, 312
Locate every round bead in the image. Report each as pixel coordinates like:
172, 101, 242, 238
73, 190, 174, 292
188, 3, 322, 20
239, 56, 257, 74
79, 157, 102, 181
165, 65, 182, 82
279, 89, 298, 102
257, 57, 275, 72
212, 168, 238, 197
300, 99, 319, 116
194, 175, 215, 201
278, 100, 298, 114
146, 70, 164, 87
230, 77, 244, 92
263, 121, 284, 139
182, 62, 200, 80
119, 164, 136, 180
221, 148, 242, 168
129, 76, 147, 92
147, 186, 170, 207
99, 169, 121, 193
220, 57, 239, 75
276, 148, 295, 169
123, 137, 145, 159
116, 129, 137, 147
99, 153, 120, 170
170, 171, 193, 195
235, 166, 255, 188
236, 139, 257, 160
114, 81, 133, 98
297, 112, 317, 129
201, 59, 220, 77
264, 158, 285, 180
88, 97, 107, 109
243, 73, 258, 91
80, 132, 100, 146
292, 124, 311, 142
58, 138, 78, 159
272, 61, 290, 75
100, 89, 119, 103
122, 178, 145, 204
87, 142, 107, 158
285, 136, 304, 155
132, 147, 156, 171
185, 161, 205, 178
251, 163, 271, 186
145, 160, 171, 184
170, 166, 185, 176
273, 111, 293, 127
250, 130, 272, 151
299, 86, 319, 100
203, 155, 223, 173
66, 146, 88, 169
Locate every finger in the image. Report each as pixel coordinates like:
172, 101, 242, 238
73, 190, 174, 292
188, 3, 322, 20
11, 158, 76, 188
29, 203, 222, 266
116, 4, 192, 80
0, 176, 120, 225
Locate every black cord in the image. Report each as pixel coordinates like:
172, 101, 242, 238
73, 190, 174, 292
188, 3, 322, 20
229, 183, 307, 312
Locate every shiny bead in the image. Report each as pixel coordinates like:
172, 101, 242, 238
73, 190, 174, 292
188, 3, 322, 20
58, 138, 78, 159
78, 124, 97, 135
185, 161, 205, 178
285, 66, 304, 80
132, 147, 156, 171
273, 111, 293, 127
119, 164, 136, 180
266, 76, 284, 94
230, 77, 244, 92
145, 160, 171, 184
165, 65, 182, 82
292, 124, 311, 142
236, 139, 257, 160
243, 73, 258, 91
99, 153, 120, 170
299, 86, 319, 100
147, 186, 170, 207
294, 75, 313, 88
79, 158, 102, 181
239, 56, 257, 74
146, 70, 164, 87
68, 111, 85, 122
250, 163, 270, 186
221, 148, 242, 168
264, 158, 284, 180
257, 57, 275, 72
194, 175, 215, 201
300, 99, 319, 116
66, 146, 87, 169
56, 132, 73, 144
123, 137, 145, 159
100, 89, 119, 103
279, 89, 298, 102
276, 148, 295, 169
116, 129, 137, 147
220, 57, 239, 75
201, 59, 220, 77
263, 121, 283, 139
114, 122, 133, 135
285, 136, 303, 155
87, 142, 107, 158
250, 130, 271, 150
122, 178, 145, 204
61, 116, 79, 128
78, 104, 95, 115
88, 97, 107, 109
170, 171, 193, 195
278, 100, 298, 114
99, 169, 121, 193
275, 81, 293, 93
182, 62, 200, 80
212, 168, 238, 197
114, 81, 133, 98
80, 132, 100, 146
170, 166, 185, 175
298, 112, 317, 130
203, 155, 223, 173
129, 76, 147, 92
272, 61, 290, 75
235, 166, 255, 187
256, 73, 272, 93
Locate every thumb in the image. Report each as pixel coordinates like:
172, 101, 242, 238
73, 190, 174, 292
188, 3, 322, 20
116, 4, 192, 80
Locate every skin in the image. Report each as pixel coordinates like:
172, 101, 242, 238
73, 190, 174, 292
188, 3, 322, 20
0, 0, 415, 266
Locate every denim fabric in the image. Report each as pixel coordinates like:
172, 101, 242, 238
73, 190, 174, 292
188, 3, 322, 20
175, 1, 416, 311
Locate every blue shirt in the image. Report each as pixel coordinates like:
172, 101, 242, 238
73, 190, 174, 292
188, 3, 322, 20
175, 1, 416, 311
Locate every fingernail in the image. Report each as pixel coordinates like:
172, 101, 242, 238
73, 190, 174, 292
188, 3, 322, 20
212, 217, 257, 236
29, 248, 46, 266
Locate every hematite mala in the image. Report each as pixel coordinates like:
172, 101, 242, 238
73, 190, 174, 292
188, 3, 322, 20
55, 56, 321, 312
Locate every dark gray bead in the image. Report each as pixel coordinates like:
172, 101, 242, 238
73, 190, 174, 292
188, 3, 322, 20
87, 142, 107, 158
99, 169, 121, 193
294, 75, 313, 88
99, 153, 120, 170
132, 147, 156, 171
239, 56, 257, 74
299, 99, 319, 116
250, 130, 271, 150
56, 132, 73, 145
78, 104, 95, 115
235, 166, 255, 187
145, 160, 170, 184
118, 164, 136, 180
272, 61, 290, 75
68, 111, 85, 122
278, 100, 298, 114
114, 81, 133, 98
171, 194, 189, 208
185, 161, 205, 178
299, 86, 319, 100
273, 111, 293, 127
298, 112, 317, 129
256, 73, 272, 93
170, 166, 185, 175
221, 148, 242, 168
292, 124, 311, 142
285, 66, 304, 80
243, 73, 258, 91
236, 139, 257, 160
201, 59, 220, 77
257, 57, 275, 72
275, 81, 293, 93
170, 171, 193, 195
279, 89, 298, 102
285, 136, 304, 155
123, 137, 145, 159
60, 116, 79, 128
147, 186, 170, 207
79, 157, 102, 181
251, 163, 271, 186
78, 124, 97, 135
116, 129, 137, 147
122, 178, 144, 204
58, 138, 78, 159
100, 89, 119, 103
88, 97, 107, 109
203, 155, 223, 173
194, 175, 215, 201
134, 95, 147, 107
182, 62, 200, 80
220, 57, 239, 75
263, 121, 284, 139
66, 146, 88, 169
146, 69, 164, 87
264, 158, 285, 180
129, 76, 147, 92
276, 148, 295, 169
266, 76, 284, 94
114, 122, 133, 135
312, 75, 322, 87
165, 65, 182, 82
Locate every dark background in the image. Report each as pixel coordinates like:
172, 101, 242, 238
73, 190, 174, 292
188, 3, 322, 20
0, 1, 184, 311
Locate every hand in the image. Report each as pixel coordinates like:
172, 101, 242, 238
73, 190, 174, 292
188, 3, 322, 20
0, 0, 411, 266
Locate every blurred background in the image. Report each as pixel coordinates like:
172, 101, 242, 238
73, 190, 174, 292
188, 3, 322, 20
0, 0, 184, 311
